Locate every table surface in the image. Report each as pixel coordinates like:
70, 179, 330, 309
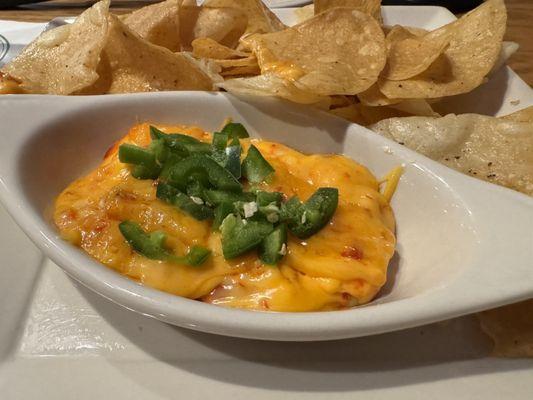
0, 0, 531, 86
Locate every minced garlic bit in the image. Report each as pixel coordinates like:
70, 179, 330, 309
262, 202, 280, 223
279, 243, 287, 256
243, 201, 258, 218
266, 212, 279, 223
190, 196, 204, 205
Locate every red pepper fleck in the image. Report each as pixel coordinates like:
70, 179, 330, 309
340, 292, 352, 307
261, 299, 270, 310
341, 246, 363, 260
117, 190, 137, 201
66, 209, 78, 220
104, 141, 120, 159
94, 220, 109, 232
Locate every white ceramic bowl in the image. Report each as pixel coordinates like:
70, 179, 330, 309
0, 92, 531, 341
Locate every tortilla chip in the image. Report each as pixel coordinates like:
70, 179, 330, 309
379, 0, 507, 99
216, 57, 259, 76
371, 113, 533, 195
192, 37, 249, 59
214, 55, 257, 68
478, 300, 533, 357
359, 104, 411, 125
358, 84, 401, 106
180, 6, 249, 50
328, 95, 408, 126
342, 92, 438, 122
396, 25, 428, 36
500, 106, 533, 123
220, 64, 261, 76
314, 0, 382, 23
248, 8, 386, 96
329, 103, 409, 126
328, 104, 366, 125
82, 15, 217, 94
190, 39, 259, 76
329, 95, 357, 109
122, 0, 182, 52
0, 74, 25, 94
382, 25, 451, 81
203, 0, 285, 37
1, 0, 110, 94
390, 99, 440, 117
218, 73, 329, 105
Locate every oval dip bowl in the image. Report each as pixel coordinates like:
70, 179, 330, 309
0, 92, 531, 341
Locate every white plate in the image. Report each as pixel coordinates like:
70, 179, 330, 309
0, 5, 532, 399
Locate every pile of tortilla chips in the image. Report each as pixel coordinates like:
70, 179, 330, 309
0, 0, 297, 94
0, 0, 222, 94
219, 0, 510, 123
0, 0, 512, 115
1, 0, 532, 358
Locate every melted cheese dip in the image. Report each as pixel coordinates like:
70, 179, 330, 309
54, 123, 396, 311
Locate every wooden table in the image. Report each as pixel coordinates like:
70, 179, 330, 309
0, 0, 532, 86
